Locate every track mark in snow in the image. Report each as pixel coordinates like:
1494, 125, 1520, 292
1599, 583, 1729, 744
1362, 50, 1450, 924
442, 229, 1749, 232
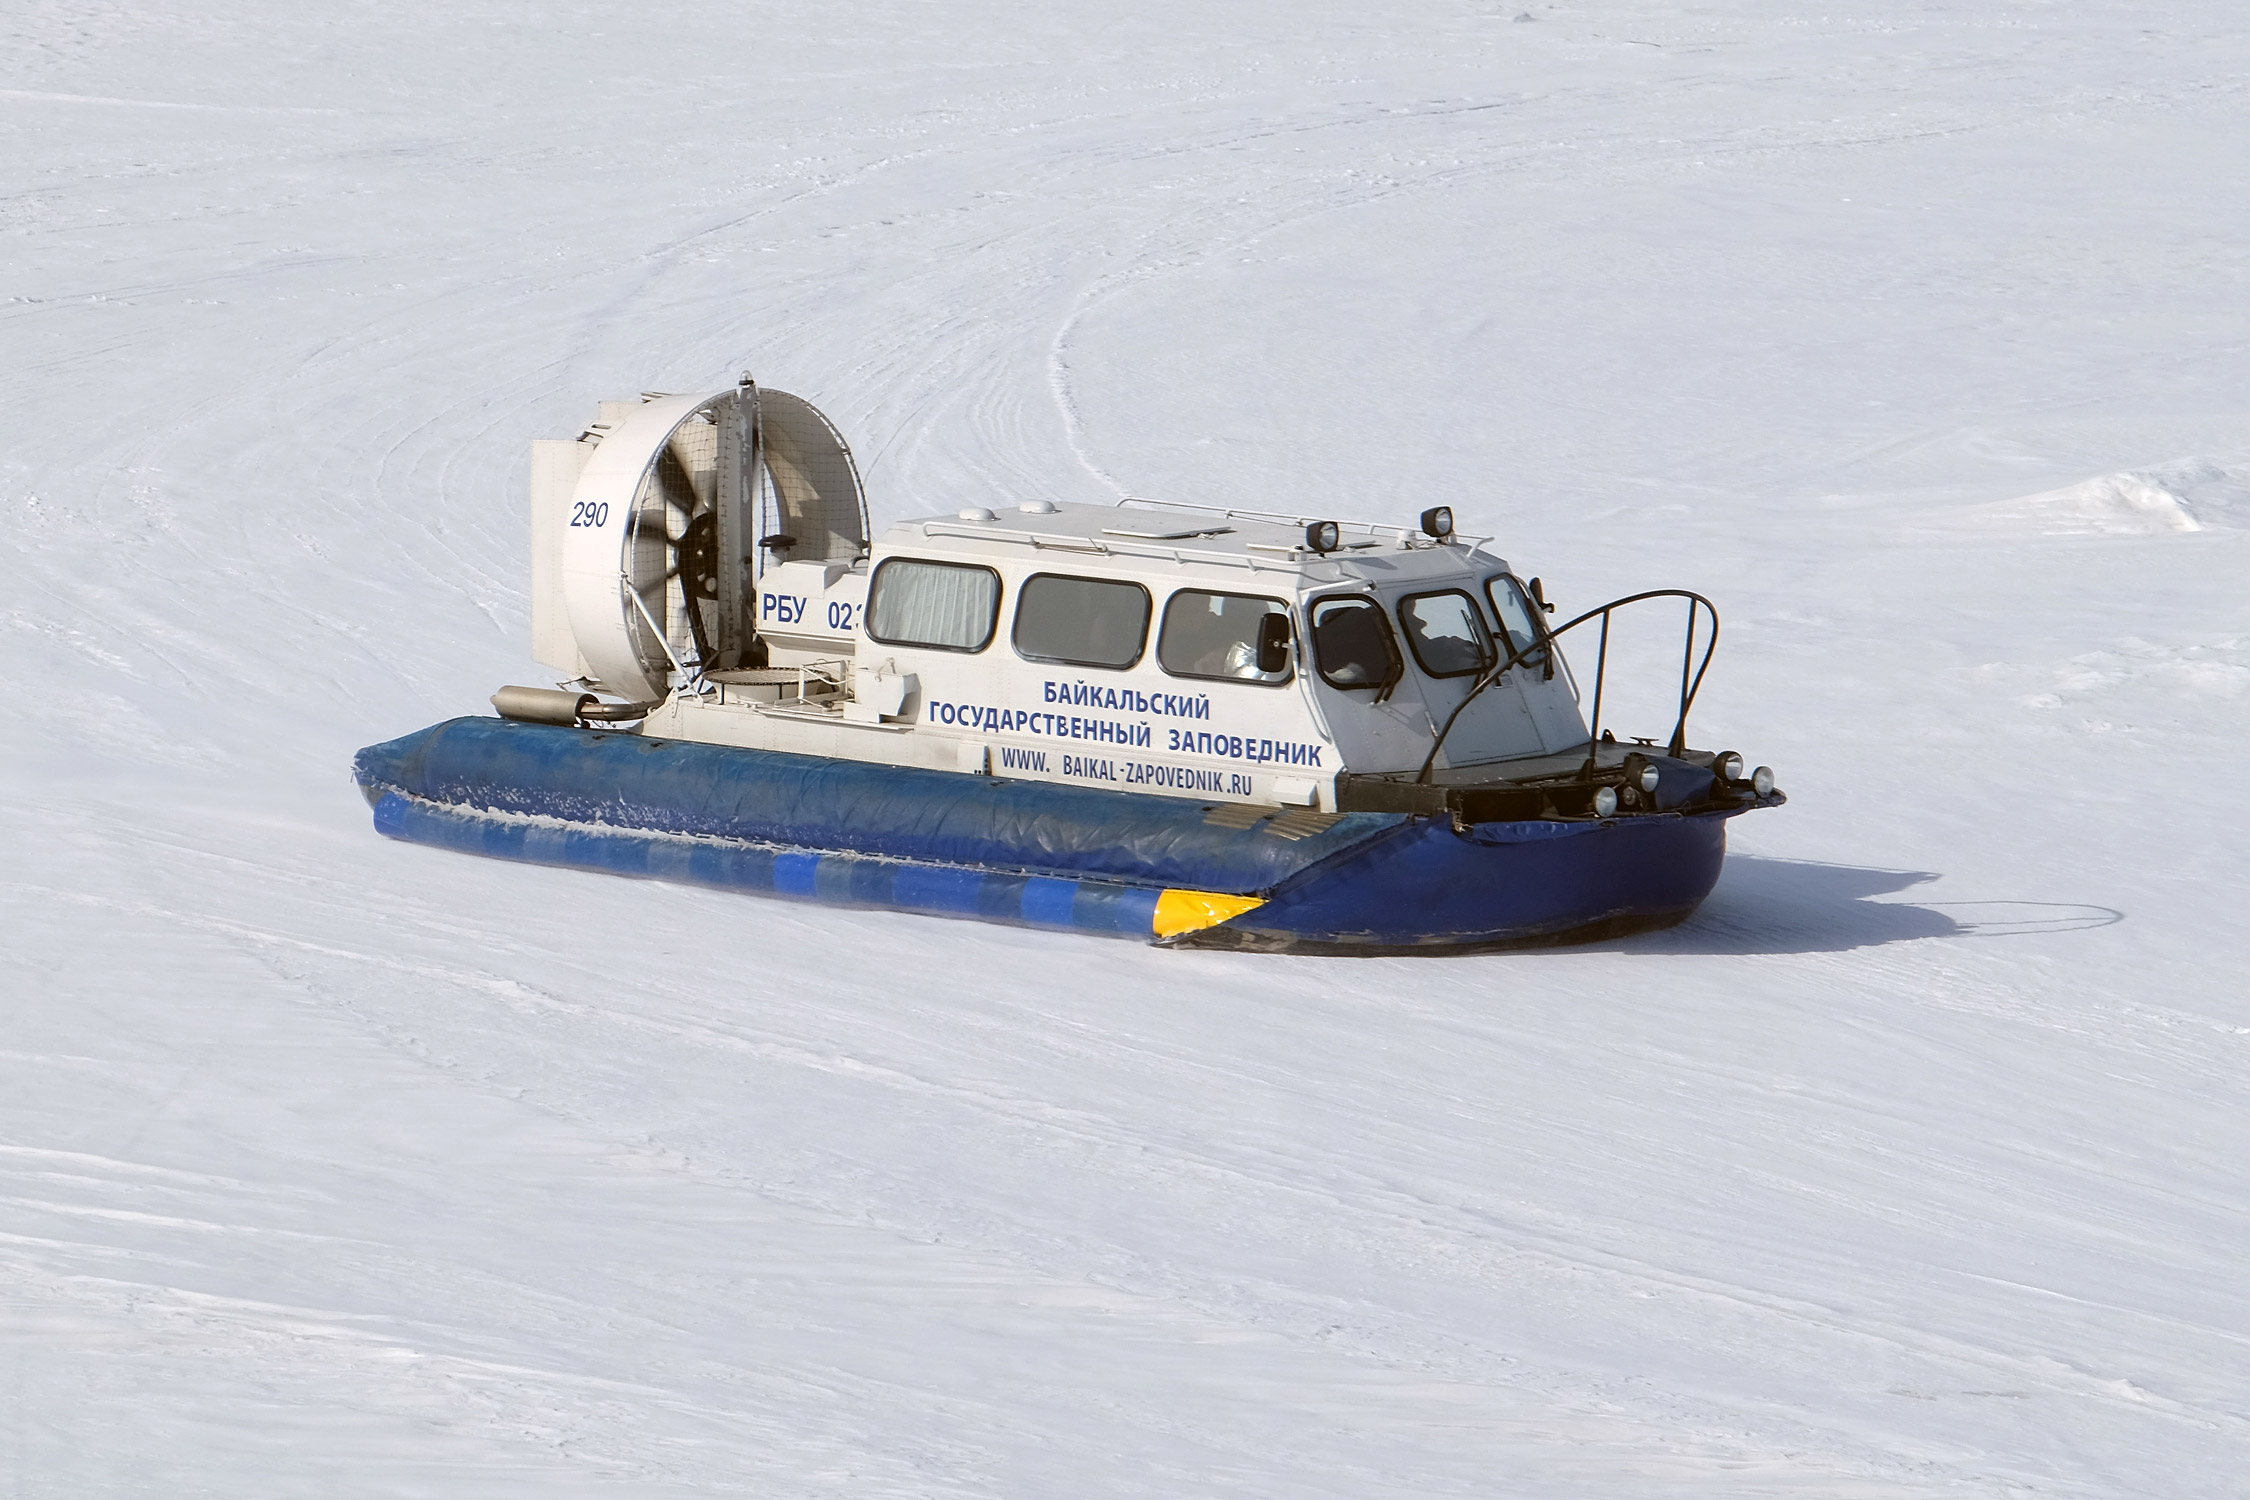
0, 1143, 287, 1194
0, 88, 345, 115
1971, 638, 2250, 725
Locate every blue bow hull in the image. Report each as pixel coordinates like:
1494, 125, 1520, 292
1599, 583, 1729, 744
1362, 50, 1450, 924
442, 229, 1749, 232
353, 718, 1754, 951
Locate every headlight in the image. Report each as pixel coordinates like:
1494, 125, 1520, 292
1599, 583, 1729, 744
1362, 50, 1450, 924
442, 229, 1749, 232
1751, 766, 1775, 797
1714, 751, 1743, 781
1592, 786, 1619, 817
1637, 764, 1660, 793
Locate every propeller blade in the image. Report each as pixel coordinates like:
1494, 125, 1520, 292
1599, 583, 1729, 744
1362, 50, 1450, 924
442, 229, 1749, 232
653, 450, 700, 534
667, 420, 719, 510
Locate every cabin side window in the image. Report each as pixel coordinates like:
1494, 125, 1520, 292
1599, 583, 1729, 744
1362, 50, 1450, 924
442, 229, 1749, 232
1309, 596, 1401, 695
1397, 589, 1496, 678
1013, 573, 1151, 669
1157, 590, 1293, 685
865, 558, 1002, 652
1483, 574, 1550, 670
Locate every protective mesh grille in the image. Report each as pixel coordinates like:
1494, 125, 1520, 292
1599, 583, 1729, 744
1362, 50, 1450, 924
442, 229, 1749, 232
624, 407, 723, 673
759, 388, 867, 564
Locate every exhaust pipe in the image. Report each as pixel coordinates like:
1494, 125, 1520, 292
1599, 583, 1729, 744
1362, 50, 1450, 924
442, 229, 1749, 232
490, 686, 663, 726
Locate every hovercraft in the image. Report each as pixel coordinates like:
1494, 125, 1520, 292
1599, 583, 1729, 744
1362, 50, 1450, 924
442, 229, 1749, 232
353, 379, 1783, 951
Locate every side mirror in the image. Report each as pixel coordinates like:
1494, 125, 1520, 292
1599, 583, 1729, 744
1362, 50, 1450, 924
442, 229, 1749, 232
1528, 576, 1554, 614
1255, 612, 1293, 675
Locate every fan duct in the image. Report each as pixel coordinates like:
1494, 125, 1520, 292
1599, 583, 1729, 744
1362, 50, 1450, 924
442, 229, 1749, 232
540, 382, 869, 700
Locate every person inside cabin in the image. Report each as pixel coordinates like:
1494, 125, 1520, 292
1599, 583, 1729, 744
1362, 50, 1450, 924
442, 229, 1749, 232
1164, 591, 1286, 681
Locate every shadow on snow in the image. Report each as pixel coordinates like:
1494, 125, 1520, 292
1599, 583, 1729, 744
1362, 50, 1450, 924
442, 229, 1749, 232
1611, 856, 2124, 957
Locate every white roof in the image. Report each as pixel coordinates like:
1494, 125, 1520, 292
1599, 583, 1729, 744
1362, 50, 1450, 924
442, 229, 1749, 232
878, 499, 1507, 589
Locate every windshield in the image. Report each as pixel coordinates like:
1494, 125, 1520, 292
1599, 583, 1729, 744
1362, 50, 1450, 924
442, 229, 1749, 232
1310, 596, 1400, 692
1484, 574, 1549, 669
1397, 589, 1495, 678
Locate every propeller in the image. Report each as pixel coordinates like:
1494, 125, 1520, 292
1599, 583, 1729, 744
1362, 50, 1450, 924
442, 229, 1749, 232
627, 412, 725, 674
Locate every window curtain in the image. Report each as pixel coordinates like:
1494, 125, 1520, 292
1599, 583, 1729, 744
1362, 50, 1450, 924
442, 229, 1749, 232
871, 561, 998, 649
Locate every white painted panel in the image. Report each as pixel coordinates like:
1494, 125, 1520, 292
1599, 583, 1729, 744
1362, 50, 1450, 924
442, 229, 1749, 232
529, 438, 593, 674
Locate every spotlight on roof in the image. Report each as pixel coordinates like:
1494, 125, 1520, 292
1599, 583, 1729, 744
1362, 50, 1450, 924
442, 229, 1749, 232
1304, 520, 1341, 554
1420, 506, 1454, 541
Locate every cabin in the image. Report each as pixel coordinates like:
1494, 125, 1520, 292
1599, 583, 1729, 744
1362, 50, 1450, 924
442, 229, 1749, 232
657, 497, 1590, 813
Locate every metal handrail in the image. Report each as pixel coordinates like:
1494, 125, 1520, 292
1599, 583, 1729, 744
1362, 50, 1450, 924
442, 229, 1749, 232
1416, 588, 1720, 785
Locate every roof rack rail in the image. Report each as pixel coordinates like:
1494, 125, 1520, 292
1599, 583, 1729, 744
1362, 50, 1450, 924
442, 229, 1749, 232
1121, 495, 1488, 551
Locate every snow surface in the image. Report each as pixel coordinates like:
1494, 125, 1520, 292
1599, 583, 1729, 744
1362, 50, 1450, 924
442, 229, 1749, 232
5, 3, 2249, 1494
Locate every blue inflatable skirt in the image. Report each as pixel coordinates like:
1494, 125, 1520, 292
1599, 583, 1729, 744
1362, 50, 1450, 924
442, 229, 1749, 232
354, 718, 1756, 951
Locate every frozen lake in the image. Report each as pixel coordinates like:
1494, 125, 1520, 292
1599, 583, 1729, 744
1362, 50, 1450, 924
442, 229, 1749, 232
3, 3, 2246, 1494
